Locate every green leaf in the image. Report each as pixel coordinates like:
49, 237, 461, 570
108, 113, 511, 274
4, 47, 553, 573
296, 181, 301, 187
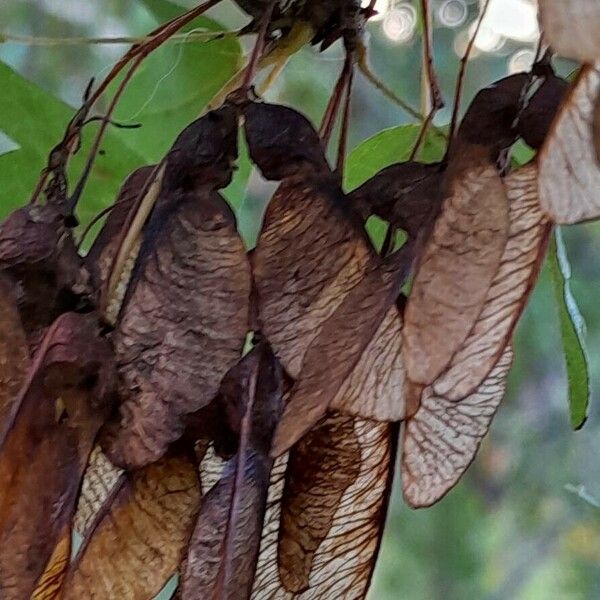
344, 124, 446, 191
0, 61, 146, 225
0, 61, 75, 215
344, 124, 445, 250
511, 139, 536, 167
548, 228, 590, 430
0, 7, 245, 227
113, 0, 243, 162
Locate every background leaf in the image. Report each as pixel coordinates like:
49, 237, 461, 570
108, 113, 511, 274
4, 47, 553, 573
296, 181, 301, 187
549, 227, 591, 429
344, 124, 446, 191
113, 0, 243, 161
0, 4, 244, 227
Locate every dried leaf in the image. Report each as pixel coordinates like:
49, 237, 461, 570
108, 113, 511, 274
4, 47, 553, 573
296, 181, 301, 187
402, 347, 513, 508
539, 0, 600, 62
180, 343, 284, 600
272, 249, 413, 455
0, 312, 114, 599
103, 190, 251, 469
63, 452, 201, 600
403, 164, 509, 399
538, 64, 600, 224
0, 273, 30, 441
251, 418, 394, 599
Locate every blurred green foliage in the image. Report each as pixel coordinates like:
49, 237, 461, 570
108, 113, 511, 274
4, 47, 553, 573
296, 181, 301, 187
1, 1, 600, 599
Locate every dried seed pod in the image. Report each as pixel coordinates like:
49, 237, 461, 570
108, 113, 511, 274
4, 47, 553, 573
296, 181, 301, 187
74, 106, 243, 545
245, 101, 377, 380
432, 165, 550, 400
539, 0, 600, 63
180, 343, 284, 600
70, 168, 156, 552
451, 73, 527, 166
101, 107, 251, 470
102, 189, 251, 469
0, 312, 115, 600
85, 165, 156, 295
62, 451, 201, 600
251, 418, 394, 599
0, 273, 30, 442
401, 74, 540, 397
243, 102, 330, 180
272, 248, 413, 455
402, 348, 513, 508
538, 64, 600, 223
403, 163, 510, 401
163, 104, 239, 193
0, 204, 90, 338
401, 165, 550, 507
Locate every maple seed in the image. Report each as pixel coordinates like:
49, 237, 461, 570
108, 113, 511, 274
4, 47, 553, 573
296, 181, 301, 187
0, 312, 114, 600
539, 0, 600, 63
538, 64, 600, 224
179, 343, 283, 600
101, 107, 251, 470
63, 452, 201, 600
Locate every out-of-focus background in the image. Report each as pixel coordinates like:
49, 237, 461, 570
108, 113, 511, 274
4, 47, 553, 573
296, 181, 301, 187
1, 1, 600, 598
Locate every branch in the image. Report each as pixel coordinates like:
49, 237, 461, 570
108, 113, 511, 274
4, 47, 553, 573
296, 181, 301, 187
0, 30, 235, 46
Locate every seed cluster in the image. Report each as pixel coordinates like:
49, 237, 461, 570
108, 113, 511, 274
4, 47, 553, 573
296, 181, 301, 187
1, 1, 600, 598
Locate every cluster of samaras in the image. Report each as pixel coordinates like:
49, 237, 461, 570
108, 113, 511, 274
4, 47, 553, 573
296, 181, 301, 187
2, 1, 600, 599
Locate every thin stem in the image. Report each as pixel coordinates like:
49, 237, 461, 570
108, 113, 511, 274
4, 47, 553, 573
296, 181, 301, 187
357, 53, 422, 122
447, 0, 491, 147
29, 0, 222, 207
68, 55, 145, 214
355, 43, 447, 142
411, 0, 443, 161
336, 58, 355, 177
77, 199, 126, 251
0, 30, 234, 47
409, 107, 435, 161
239, 0, 277, 93
88, 0, 222, 106
320, 53, 353, 148
419, 0, 444, 111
